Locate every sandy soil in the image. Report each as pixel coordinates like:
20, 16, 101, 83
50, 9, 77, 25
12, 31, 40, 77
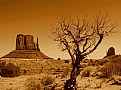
0, 74, 121, 90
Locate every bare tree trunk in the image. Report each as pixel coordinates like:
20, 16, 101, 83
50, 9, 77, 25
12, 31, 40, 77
64, 64, 77, 90
64, 55, 84, 90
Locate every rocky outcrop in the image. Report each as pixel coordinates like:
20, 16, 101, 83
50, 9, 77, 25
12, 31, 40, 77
107, 47, 115, 56
16, 34, 25, 50
16, 34, 40, 51
25, 35, 36, 50
2, 34, 52, 59
2, 50, 51, 59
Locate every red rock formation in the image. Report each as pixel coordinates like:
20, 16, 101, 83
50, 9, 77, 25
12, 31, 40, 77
2, 34, 51, 59
16, 34, 40, 51
16, 34, 25, 50
107, 47, 115, 56
24, 35, 36, 50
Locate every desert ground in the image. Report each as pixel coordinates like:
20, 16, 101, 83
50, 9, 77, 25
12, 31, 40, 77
0, 55, 121, 90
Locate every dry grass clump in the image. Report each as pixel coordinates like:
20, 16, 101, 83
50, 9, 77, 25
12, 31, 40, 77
24, 77, 42, 90
41, 75, 55, 86
81, 59, 108, 67
41, 75, 56, 90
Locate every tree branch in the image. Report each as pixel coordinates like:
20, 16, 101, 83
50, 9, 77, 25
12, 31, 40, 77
83, 34, 103, 56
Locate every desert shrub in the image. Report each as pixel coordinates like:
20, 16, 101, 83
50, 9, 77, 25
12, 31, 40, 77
98, 66, 111, 78
80, 63, 88, 68
0, 61, 6, 68
81, 69, 91, 78
41, 75, 55, 86
25, 77, 42, 90
97, 59, 109, 66
0, 61, 6, 75
1, 63, 20, 77
61, 67, 71, 78
41, 75, 56, 90
98, 57, 121, 78
110, 55, 121, 63
89, 59, 96, 66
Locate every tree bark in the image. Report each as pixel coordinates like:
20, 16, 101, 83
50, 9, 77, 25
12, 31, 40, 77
64, 55, 84, 90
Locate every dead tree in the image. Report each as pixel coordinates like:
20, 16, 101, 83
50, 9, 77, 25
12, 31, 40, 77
52, 13, 116, 90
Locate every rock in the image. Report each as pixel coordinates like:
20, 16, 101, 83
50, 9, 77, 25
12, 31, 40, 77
16, 34, 40, 50
16, 34, 25, 50
24, 35, 36, 50
2, 34, 51, 59
106, 47, 115, 56
36, 37, 40, 51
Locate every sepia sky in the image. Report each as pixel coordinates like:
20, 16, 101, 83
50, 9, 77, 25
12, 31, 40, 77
0, 0, 121, 59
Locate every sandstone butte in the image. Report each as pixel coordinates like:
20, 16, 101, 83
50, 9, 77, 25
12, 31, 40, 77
1, 34, 52, 59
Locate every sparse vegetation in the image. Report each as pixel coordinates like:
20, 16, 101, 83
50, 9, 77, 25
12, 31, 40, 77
41, 75, 55, 90
24, 77, 42, 90
0, 61, 6, 76
41, 75, 55, 86
0, 63, 20, 77
97, 59, 108, 66
81, 69, 91, 78
0, 56, 121, 90
98, 55, 121, 78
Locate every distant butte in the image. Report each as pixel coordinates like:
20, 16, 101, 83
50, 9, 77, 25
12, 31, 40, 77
2, 34, 52, 59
